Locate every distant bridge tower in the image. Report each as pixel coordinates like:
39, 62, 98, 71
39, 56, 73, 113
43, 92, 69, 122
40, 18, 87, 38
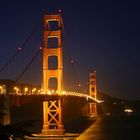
89, 70, 97, 115
42, 11, 64, 135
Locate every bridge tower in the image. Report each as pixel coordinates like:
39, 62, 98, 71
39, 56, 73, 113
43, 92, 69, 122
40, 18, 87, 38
42, 11, 64, 135
89, 70, 97, 115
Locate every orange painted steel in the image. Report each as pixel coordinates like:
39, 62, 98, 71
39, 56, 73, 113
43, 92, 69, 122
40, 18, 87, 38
42, 11, 64, 135
89, 70, 97, 115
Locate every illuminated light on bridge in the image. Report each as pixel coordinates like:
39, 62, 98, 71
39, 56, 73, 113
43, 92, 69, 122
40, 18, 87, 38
14, 87, 19, 93
0, 86, 2, 93
18, 47, 22, 51
24, 87, 28, 93
32, 88, 36, 93
124, 108, 133, 113
60, 91, 103, 103
0, 88, 103, 103
0, 83, 103, 103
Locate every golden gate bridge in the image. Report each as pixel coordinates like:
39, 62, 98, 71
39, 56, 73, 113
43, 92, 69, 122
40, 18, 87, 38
0, 11, 102, 139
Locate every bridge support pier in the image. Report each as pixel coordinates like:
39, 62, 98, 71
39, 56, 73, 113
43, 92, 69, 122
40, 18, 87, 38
42, 100, 65, 135
0, 84, 10, 125
3, 93, 10, 125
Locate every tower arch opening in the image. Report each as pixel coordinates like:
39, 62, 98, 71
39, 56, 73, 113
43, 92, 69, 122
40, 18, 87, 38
48, 78, 58, 90
48, 56, 58, 70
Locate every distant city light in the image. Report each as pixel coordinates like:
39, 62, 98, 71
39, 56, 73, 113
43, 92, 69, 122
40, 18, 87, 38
124, 108, 133, 113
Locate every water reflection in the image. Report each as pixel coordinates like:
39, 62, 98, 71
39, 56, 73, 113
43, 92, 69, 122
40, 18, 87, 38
24, 115, 140, 140
77, 115, 140, 140
76, 118, 103, 140
36, 118, 102, 140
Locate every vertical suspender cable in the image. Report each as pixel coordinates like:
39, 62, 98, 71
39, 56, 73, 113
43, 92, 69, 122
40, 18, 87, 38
0, 21, 40, 72
61, 18, 80, 90
15, 14, 58, 83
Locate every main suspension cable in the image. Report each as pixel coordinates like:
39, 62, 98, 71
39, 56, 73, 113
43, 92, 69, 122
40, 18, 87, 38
15, 47, 42, 82
61, 18, 80, 89
0, 20, 40, 72
15, 13, 59, 83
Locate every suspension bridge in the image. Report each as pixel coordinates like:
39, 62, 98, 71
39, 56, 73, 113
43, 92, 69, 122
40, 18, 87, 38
0, 11, 102, 138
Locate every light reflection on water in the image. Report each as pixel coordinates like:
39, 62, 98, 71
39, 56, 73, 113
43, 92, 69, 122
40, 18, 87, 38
59, 115, 140, 140
36, 118, 100, 140
24, 115, 140, 140
76, 118, 103, 140
77, 115, 140, 140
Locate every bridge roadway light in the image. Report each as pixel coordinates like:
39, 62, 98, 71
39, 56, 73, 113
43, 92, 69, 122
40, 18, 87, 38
32, 88, 36, 93
52, 90, 55, 94
0, 86, 2, 93
61, 91, 66, 96
38, 89, 45, 94
24, 87, 28, 94
47, 90, 51, 95
56, 90, 59, 94
14, 87, 19, 94
40, 89, 43, 93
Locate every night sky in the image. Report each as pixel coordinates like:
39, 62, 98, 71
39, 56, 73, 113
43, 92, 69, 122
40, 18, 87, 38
0, 0, 140, 100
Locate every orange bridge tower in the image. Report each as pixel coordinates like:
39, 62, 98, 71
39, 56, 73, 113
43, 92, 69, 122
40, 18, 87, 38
89, 70, 97, 115
42, 11, 64, 135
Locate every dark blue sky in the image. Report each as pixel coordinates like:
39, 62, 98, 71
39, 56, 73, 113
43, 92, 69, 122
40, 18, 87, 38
0, 0, 140, 100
